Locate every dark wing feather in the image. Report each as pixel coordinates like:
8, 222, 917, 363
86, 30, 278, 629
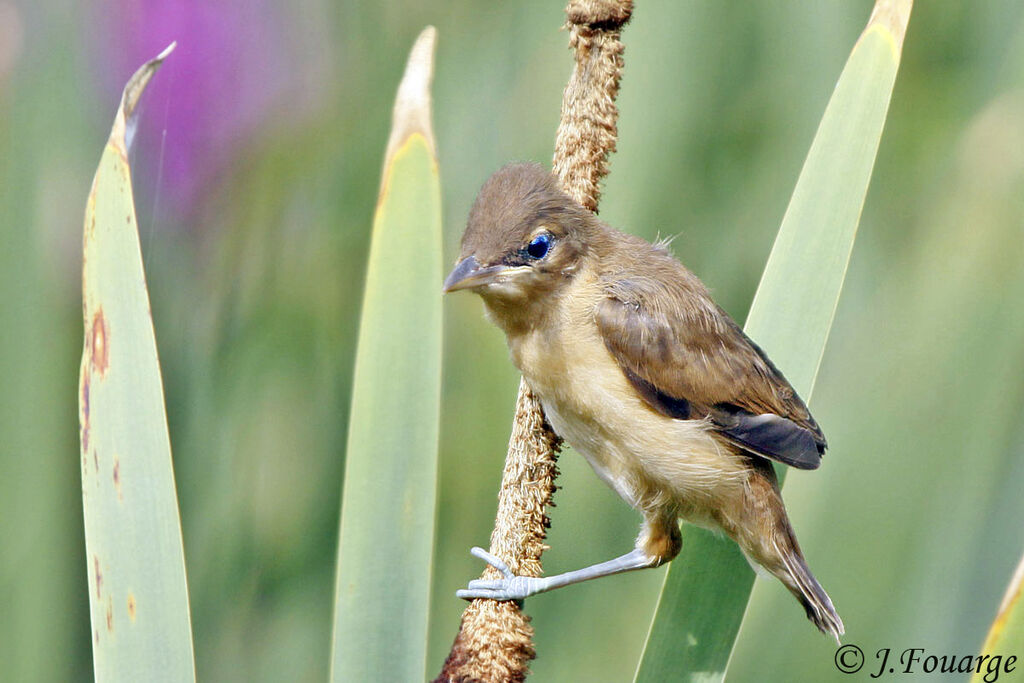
596, 272, 826, 470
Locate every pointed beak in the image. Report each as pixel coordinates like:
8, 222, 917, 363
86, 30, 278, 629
442, 256, 512, 293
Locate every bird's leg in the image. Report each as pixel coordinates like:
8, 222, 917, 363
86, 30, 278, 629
456, 546, 657, 601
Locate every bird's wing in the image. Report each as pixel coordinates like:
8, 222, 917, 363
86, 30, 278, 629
595, 274, 827, 470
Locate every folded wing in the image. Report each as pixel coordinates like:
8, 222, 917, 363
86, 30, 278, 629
596, 271, 826, 470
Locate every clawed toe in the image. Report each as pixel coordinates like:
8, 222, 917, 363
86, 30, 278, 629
456, 588, 496, 600
469, 546, 512, 578
457, 546, 540, 601
456, 583, 525, 601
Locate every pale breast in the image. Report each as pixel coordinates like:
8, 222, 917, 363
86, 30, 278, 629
506, 280, 747, 514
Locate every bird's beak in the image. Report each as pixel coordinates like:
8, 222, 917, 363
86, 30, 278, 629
442, 255, 514, 293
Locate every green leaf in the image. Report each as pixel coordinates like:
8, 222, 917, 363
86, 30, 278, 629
330, 27, 443, 682
79, 43, 196, 681
973, 553, 1024, 683
634, 3, 912, 681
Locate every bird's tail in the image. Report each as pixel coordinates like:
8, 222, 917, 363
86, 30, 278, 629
768, 527, 845, 643
736, 464, 844, 643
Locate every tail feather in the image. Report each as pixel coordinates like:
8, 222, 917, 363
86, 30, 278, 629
737, 459, 844, 642
771, 536, 845, 644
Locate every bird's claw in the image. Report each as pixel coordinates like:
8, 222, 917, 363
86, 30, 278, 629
456, 546, 541, 601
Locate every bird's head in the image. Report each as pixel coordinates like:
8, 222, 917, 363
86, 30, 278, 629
443, 163, 594, 324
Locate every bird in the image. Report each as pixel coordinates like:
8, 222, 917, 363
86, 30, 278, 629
443, 162, 843, 641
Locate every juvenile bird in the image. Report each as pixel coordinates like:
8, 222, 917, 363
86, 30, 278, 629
444, 162, 843, 641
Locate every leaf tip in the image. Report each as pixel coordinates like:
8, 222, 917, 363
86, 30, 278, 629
112, 41, 176, 153
382, 27, 437, 176
156, 41, 177, 61
865, 0, 912, 54
121, 42, 175, 121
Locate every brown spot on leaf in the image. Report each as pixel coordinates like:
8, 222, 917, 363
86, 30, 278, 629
80, 371, 90, 453
127, 593, 136, 622
94, 555, 102, 599
106, 596, 114, 632
80, 364, 90, 415
95, 629, 100, 645
94, 448, 99, 473
113, 456, 122, 501
91, 310, 109, 377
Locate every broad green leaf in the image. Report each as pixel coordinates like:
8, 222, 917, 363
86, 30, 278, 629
330, 27, 443, 682
973, 553, 1024, 683
634, 2, 912, 681
79, 43, 196, 681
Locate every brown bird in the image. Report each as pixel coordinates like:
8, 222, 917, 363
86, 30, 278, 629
444, 162, 843, 641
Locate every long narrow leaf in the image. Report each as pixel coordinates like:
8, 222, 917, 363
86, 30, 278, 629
972, 553, 1024, 683
79, 43, 196, 681
634, 2, 912, 680
330, 27, 443, 682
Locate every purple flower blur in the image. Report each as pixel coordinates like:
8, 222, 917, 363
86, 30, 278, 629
93, 0, 296, 220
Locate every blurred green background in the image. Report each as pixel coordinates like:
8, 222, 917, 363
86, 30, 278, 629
2, 1, 1023, 681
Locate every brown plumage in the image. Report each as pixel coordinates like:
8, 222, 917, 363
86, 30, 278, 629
445, 162, 843, 641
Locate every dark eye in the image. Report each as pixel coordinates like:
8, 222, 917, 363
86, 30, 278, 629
526, 233, 551, 259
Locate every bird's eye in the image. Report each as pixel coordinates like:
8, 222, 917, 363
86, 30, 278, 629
527, 233, 551, 259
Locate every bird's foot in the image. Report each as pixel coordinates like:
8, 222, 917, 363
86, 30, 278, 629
456, 547, 544, 601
